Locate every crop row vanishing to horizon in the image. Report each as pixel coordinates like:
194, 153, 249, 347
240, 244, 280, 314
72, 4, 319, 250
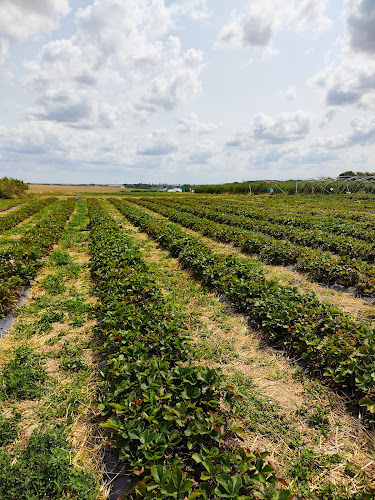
0, 192, 374, 499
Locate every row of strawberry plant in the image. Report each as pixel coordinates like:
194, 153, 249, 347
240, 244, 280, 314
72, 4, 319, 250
0, 197, 55, 234
129, 197, 375, 297
191, 193, 374, 223
111, 199, 375, 419
0, 198, 76, 317
153, 196, 375, 263
0, 198, 24, 212
87, 198, 290, 500
184, 195, 375, 243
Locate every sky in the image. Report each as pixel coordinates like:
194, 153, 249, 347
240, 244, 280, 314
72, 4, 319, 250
0, 0, 374, 185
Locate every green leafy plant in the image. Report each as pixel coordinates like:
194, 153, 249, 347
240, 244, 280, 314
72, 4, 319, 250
0, 345, 47, 399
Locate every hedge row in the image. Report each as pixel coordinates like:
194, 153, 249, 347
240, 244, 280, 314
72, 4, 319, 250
111, 199, 375, 419
130, 198, 375, 298
0, 198, 76, 317
87, 198, 290, 500
0, 197, 55, 234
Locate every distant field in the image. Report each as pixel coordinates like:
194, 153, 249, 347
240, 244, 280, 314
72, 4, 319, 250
28, 184, 126, 194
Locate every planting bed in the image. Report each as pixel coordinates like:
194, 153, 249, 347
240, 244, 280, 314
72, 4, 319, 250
130, 197, 375, 298
87, 198, 290, 499
0, 199, 100, 499
111, 199, 375, 421
0, 192, 374, 499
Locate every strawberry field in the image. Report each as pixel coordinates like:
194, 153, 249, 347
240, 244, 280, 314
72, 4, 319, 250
0, 192, 374, 499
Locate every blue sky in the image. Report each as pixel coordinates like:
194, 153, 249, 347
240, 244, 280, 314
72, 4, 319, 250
0, 0, 374, 184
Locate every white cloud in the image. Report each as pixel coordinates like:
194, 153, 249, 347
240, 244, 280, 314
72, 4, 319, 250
252, 110, 312, 143
137, 129, 178, 156
187, 139, 218, 164
216, 0, 330, 55
178, 113, 217, 133
319, 109, 336, 128
348, 115, 375, 145
0, 120, 134, 167
347, 0, 375, 54
309, 0, 375, 109
29, 88, 94, 124
24, 2, 206, 127
14, 4, 209, 139
310, 115, 375, 148
297, 0, 331, 32
218, 11, 274, 49
216, 1, 291, 50
283, 86, 297, 101
309, 57, 375, 108
133, 38, 204, 115
311, 135, 348, 149
172, 0, 209, 20
0, 0, 70, 63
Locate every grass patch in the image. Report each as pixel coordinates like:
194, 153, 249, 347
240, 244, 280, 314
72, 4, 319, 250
0, 411, 20, 446
195, 337, 239, 363
230, 371, 301, 449
0, 345, 47, 400
50, 249, 71, 266
0, 426, 97, 499
39, 273, 66, 295
58, 341, 87, 372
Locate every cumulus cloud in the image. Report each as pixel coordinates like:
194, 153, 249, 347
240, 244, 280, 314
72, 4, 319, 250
24, 2, 206, 126
75, 0, 170, 71
225, 110, 312, 150
178, 113, 217, 133
0, 120, 134, 167
348, 115, 375, 145
133, 37, 204, 115
309, 58, 375, 108
217, 10, 274, 49
137, 129, 178, 156
347, 0, 375, 54
309, 0, 375, 109
311, 135, 348, 149
216, 0, 330, 55
225, 129, 253, 149
311, 115, 375, 149
187, 139, 218, 164
0, 0, 70, 63
297, 0, 331, 32
252, 110, 311, 143
29, 89, 94, 124
319, 109, 336, 128
172, 0, 209, 20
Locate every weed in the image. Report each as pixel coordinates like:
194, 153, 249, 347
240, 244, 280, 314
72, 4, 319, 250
0, 345, 47, 400
50, 249, 71, 266
58, 342, 86, 372
29, 310, 65, 336
45, 331, 66, 345
0, 411, 20, 446
230, 371, 301, 449
0, 426, 97, 499
292, 364, 305, 380
272, 369, 289, 381
40, 273, 66, 295
196, 338, 239, 363
13, 321, 34, 340
38, 383, 88, 423
63, 262, 81, 278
